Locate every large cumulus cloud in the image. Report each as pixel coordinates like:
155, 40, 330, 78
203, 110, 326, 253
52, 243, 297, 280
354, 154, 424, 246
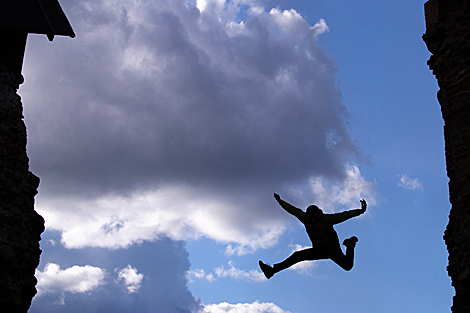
21, 0, 373, 253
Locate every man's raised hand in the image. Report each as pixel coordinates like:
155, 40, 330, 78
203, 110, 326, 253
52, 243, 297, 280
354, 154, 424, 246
274, 193, 281, 202
360, 199, 367, 212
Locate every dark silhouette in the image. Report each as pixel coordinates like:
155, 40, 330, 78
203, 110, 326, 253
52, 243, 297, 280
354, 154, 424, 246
423, 1, 470, 311
259, 194, 367, 279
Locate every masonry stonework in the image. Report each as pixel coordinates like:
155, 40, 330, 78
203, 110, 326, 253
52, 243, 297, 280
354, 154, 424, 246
423, 0, 470, 312
0, 66, 44, 312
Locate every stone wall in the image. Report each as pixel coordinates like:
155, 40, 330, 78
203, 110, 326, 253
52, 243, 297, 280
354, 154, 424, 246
423, 0, 470, 312
0, 66, 44, 312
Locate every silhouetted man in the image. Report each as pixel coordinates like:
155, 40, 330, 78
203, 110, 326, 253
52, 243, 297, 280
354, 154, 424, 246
259, 194, 367, 279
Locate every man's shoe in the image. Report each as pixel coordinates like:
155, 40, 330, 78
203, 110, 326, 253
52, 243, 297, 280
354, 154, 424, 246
259, 260, 274, 279
342, 236, 358, 248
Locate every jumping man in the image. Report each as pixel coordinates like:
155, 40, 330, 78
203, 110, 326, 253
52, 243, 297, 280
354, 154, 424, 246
259, 193, 367, 279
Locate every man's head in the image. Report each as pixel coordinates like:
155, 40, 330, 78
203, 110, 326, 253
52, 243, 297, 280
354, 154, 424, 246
307, 205, 322, 216
306, 205, 322, 224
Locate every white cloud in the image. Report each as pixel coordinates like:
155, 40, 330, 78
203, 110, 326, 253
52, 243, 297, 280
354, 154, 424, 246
116, 265, 144, 293
187, 268, 215, 282
311, 18, 330, 38
36, 186, 286, 254
214, 261, 265, 282
398, 175, 423, 191
35, 263, 106, 296
269, 8, 308, 33
308, 164, 377, 212
203, 301, 290, 313
188, 261, 264, 282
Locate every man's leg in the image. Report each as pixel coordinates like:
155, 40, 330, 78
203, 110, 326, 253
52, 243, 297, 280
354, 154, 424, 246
329, 236, 358, 271
259, 247, 329, 279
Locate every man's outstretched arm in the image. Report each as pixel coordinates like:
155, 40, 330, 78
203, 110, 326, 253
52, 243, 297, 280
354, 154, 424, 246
273, 193, 306, 222
326, 199, 367, 225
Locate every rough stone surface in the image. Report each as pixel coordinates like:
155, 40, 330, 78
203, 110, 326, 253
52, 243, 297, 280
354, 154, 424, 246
0, 66, 43, 312
423, 0, 470, 312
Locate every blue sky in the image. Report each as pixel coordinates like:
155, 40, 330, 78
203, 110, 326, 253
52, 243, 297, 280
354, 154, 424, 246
20, 0, 453, 312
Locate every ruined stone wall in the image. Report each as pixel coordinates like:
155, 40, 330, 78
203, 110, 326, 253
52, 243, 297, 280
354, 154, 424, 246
0, 67, 44, 312
423, 0, 470, 312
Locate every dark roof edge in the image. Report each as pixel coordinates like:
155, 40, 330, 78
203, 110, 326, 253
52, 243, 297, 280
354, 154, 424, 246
38, 0, 75, 40
0, 0, 75, 40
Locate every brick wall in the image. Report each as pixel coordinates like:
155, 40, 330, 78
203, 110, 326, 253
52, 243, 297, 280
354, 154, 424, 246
423, 0, 470, 312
